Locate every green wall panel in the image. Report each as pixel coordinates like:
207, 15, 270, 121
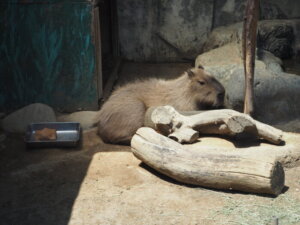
0, 1, 99, 112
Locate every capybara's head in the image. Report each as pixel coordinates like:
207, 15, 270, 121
186, 67, 225, 109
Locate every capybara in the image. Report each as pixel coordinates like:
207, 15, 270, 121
95, 67, 225, 145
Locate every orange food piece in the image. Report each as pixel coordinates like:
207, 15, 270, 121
34, 128, 57, 141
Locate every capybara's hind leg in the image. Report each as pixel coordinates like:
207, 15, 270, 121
97, 100, 146, 144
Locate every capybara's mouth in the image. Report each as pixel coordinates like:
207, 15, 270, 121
214, 95, 225, 109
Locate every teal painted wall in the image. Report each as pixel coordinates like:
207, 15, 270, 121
0, 1, 99, 112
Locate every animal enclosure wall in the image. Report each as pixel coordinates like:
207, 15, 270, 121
1, 0, 299, 112
0, 0, 102, 112
117, 0, 300, 62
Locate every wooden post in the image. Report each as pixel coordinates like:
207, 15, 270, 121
242, 0, 260, 115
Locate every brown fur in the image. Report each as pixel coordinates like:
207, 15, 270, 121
95, 68, 225, 145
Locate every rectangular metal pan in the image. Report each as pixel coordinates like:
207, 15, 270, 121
25, 122, 81, 148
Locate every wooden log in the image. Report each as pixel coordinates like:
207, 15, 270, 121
131, 127, 285, 196
242, 0, 260, 115
144, 106, 284, 145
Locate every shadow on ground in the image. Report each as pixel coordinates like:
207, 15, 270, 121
0, 129, 130, 225
0, 62, 192, 225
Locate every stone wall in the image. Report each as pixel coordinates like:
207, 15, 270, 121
117, 0, 213, 62
116, 0, 300, 62
214, 0, 300, 28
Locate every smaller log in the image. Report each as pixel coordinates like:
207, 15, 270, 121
131, 127, 285, 196
144, 106, 284, 145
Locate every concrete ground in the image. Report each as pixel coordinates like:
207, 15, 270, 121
1, 63, 300, 225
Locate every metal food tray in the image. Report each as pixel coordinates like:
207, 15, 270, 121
25, 122, 81, 148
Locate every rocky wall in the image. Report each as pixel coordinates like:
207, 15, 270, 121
117, 0, 213, 62
117, 0, 300, 62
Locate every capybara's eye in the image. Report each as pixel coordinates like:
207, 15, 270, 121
198, 81, 206, 85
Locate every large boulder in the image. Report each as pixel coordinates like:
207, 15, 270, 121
195, 44, 300, 127
1, 103, 56, 133
258, 20, 295, 59
204, 19, 300, 59
197, 43, 283, 74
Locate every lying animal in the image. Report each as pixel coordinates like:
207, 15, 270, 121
95, 67, 225, 144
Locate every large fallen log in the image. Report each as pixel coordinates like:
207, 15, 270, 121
144, 106, 284, 145
131, 127, 285, 196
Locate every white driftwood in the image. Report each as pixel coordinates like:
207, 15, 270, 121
144, 106, 284, 145
131, 127, 285, 196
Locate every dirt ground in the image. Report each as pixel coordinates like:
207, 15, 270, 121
1, 128, 300, 225
1, 62, 300, 225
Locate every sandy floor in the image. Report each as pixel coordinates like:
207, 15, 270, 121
1, 128, 300, 225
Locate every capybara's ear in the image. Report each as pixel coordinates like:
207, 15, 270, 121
187, 69, 195, 78
197, 64, 204, 69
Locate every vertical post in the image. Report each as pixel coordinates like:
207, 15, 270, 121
110, 0, 120, 58
93, 5, 103, 103
273, 217, 279, 225
242, 0, 260, 115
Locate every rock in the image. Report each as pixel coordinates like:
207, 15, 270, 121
195, 44, 300, 125
1, 103, 56, 133
223, 66, 300, 124
212, 0, 289, 29
198, 43, 243, 66
259, 0, 287, 20
256, 49, 283, 74
258, 20, 295, 59
0, 133, 6, 142
203, 22, 243, 52
260, 0, 300, 20
57, 111, 98, 130
197, 43, 283, 74
274, 119, 300, 133
0, 113, 5, 119
204, 19, 300, 59
203, 21, 243, 52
